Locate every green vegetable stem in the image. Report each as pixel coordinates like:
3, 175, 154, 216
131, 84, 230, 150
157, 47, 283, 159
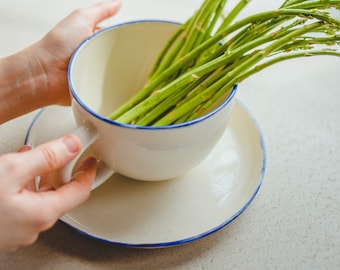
107, 0, 340, 126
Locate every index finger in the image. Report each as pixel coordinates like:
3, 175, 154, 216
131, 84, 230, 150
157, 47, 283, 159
45, 157, 97, 214
28, 157, 97, 232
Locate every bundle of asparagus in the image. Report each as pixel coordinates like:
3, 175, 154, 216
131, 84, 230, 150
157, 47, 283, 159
108, 0, 340, 126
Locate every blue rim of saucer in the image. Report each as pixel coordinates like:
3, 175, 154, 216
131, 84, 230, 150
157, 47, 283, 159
24, 100, 266, 249
67, 19, 238, 130
66, 100, 266, 248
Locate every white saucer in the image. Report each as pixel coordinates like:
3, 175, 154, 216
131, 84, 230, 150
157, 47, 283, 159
25, 102, 266, 248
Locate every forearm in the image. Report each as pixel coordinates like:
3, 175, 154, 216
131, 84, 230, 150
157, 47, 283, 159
0, 47, 47, 124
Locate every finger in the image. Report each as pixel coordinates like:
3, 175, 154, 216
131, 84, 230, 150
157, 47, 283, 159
13, 135, 81, 187
82, 0, 122, 26
17, 148, 55, 192
32, 157, 97, 229
57, 157, 97, 211
16, 145, 38, 191
37, 179, 54, 192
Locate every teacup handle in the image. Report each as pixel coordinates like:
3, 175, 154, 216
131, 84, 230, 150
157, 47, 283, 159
56, 121, 114, 190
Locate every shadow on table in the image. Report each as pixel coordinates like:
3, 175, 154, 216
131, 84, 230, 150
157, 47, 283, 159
0, 207, 251, 270
36, 219, 237, 269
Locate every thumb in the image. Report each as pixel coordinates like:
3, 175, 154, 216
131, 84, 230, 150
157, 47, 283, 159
15, 135, 81, 188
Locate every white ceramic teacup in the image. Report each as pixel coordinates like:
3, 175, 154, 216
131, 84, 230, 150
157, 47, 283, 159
59, 20, 237, 190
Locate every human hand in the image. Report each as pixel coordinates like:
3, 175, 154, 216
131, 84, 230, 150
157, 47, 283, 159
0, 0, 121, 123
27, 0, 122, 106
0, 135, 97, 252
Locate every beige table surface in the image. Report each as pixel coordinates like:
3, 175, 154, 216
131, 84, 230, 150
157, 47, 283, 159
0, 0, 339, 269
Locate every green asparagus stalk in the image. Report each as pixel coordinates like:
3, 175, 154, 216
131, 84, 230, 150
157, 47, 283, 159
107, 0, 340, 126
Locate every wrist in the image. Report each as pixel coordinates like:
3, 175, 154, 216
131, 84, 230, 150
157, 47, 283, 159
0, 41, 60, 123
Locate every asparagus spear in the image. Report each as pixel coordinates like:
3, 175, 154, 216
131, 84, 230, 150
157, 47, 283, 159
108, 0, 340, 126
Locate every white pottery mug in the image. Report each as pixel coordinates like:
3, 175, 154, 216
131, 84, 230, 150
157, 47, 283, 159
58, 20, 237, 190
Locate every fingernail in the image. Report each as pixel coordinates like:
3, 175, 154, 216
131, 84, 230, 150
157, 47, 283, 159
78, 157, 98, 172
17, 145, 31, 152
62, 135, 80, 153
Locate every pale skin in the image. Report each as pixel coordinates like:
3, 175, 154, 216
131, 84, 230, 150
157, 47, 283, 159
0, 0, 121, 252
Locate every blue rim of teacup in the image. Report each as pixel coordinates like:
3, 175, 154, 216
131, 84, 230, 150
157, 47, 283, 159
68, 20, 238, 130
